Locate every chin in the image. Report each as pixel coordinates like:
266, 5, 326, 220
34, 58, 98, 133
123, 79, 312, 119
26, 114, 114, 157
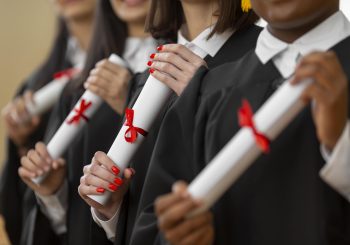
63, 5, 94, 20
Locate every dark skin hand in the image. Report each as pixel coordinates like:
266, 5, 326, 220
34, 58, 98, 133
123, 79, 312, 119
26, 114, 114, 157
155, 181, 214, 245
291, 51, 348, 151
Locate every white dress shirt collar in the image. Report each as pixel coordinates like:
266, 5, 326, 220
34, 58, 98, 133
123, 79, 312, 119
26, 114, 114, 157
66, 37, 87, 69
177, 25, 234, 57
123, 36, 158, 73
255, 11, 350, 78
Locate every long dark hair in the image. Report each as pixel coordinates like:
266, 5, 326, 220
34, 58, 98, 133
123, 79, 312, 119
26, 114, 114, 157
69, 0, 128, 89
31, 18, 70, 91
145, 0, 259, 40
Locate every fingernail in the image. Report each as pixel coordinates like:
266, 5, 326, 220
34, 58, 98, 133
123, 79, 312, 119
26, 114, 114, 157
149, 68, 155, 74
150, 53, 156, 59
96, 187, 105, 193
109, 183, 118, 191
114, 177, 123, 186
111, 166, 120, 175
157, 45, 163, 51
147, 61, 153, 66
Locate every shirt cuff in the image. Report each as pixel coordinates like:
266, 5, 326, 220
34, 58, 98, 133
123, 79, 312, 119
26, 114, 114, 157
91, 201, 122, 242
320, 121, 350, 202
35, 181, 68, 234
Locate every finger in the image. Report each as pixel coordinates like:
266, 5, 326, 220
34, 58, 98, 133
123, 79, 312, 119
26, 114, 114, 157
293, 61, 333, 91
179, 224, 213, 245
83, 174, 118, 192
52, 158, 66, 170
155, 192, 184, 216
84, 82, 108, 98
150, 61, 186, 82
172, 181, 189, 197
23, 90, 34, 104
21, 155, 42, 176
14, 97, 30, 121
93, 151, 121, 175
18, 165, 36, 179
27, 150, 50, 175
95, 59, 126, 74
123, 168, 135, 180
150, 69, 180, 95
158, 44, 206, 67
166, 212, 212, 242
35, 142, 52, 163
89, 67, 115, 84
150, 52, 193, 72
159, 198, 199, 230
301, 82, 329, 105
88, 161, 121, 185
78, 182, 106, 196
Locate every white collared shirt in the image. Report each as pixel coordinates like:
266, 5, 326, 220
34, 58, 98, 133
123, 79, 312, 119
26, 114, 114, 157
255, 11, 350, 202
177, 25, 234, 58
123, 37, 158, 73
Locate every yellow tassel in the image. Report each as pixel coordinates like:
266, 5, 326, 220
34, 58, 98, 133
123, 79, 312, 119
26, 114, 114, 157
241, 0, 251, 12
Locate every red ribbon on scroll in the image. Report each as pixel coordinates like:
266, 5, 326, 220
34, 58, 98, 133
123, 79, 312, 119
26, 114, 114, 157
238, 99, 270, 153
67, 99, 92, 125
124, 108, 148, 143
53, 68, 79, 80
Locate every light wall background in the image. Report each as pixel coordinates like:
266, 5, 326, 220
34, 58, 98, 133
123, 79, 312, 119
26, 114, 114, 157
0, 0, 56, 166
0, 1, 56, 243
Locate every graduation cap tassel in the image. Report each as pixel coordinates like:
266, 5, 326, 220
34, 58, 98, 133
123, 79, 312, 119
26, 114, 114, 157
241, 0, 252, 12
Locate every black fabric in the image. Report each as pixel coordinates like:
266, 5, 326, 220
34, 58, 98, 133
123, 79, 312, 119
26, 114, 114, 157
116, 25, 263, 245
0, 60, 72, 245
132, 36, 350, 245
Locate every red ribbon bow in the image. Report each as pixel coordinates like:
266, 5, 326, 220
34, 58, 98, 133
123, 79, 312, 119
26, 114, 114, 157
53, 68, 79, 80
124, 108, 148, 143
67, 99, 92, 125
238, 99, 270, 153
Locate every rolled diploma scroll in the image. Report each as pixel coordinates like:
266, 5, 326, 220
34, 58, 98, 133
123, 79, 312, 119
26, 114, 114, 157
26, 70, 79, 116
32, 54, 128, 184
88, 44, 208, 205
187, 78, 313, 216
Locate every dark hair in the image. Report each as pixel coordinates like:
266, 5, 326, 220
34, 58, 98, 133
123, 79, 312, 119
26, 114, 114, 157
69, 0, 128, 89
145, 0, 259, 40
32, 18, 70, 91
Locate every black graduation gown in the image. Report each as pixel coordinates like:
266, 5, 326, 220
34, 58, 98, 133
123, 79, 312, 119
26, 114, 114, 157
31, 83, 121, 245
0, 61, 72, 245
134, 36, 350, 244
118, 25, 263, 245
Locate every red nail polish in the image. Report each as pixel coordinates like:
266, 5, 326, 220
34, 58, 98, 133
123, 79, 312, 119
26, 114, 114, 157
96, 187, 105, 193
149, 68, 155, 74
114, 177, 123, 186
147, 61, 153, 66
157, 45, 163, 51
109, 183, 118, 191
111, 166, 120, 175
150, 53, 156, 59
130, 168, 136, 176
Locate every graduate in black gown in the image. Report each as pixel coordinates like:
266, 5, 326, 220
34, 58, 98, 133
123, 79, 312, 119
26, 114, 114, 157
142, 0, 350, 244
0, 0, 95, 243
77, 0, 261, 244
18, 0, 156, 244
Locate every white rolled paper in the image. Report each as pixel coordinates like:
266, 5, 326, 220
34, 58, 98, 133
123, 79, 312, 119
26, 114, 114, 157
187, 78, 313, 216
32, 54, 128, 184
88, 44, 208, 205
26, 70, 79, 117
